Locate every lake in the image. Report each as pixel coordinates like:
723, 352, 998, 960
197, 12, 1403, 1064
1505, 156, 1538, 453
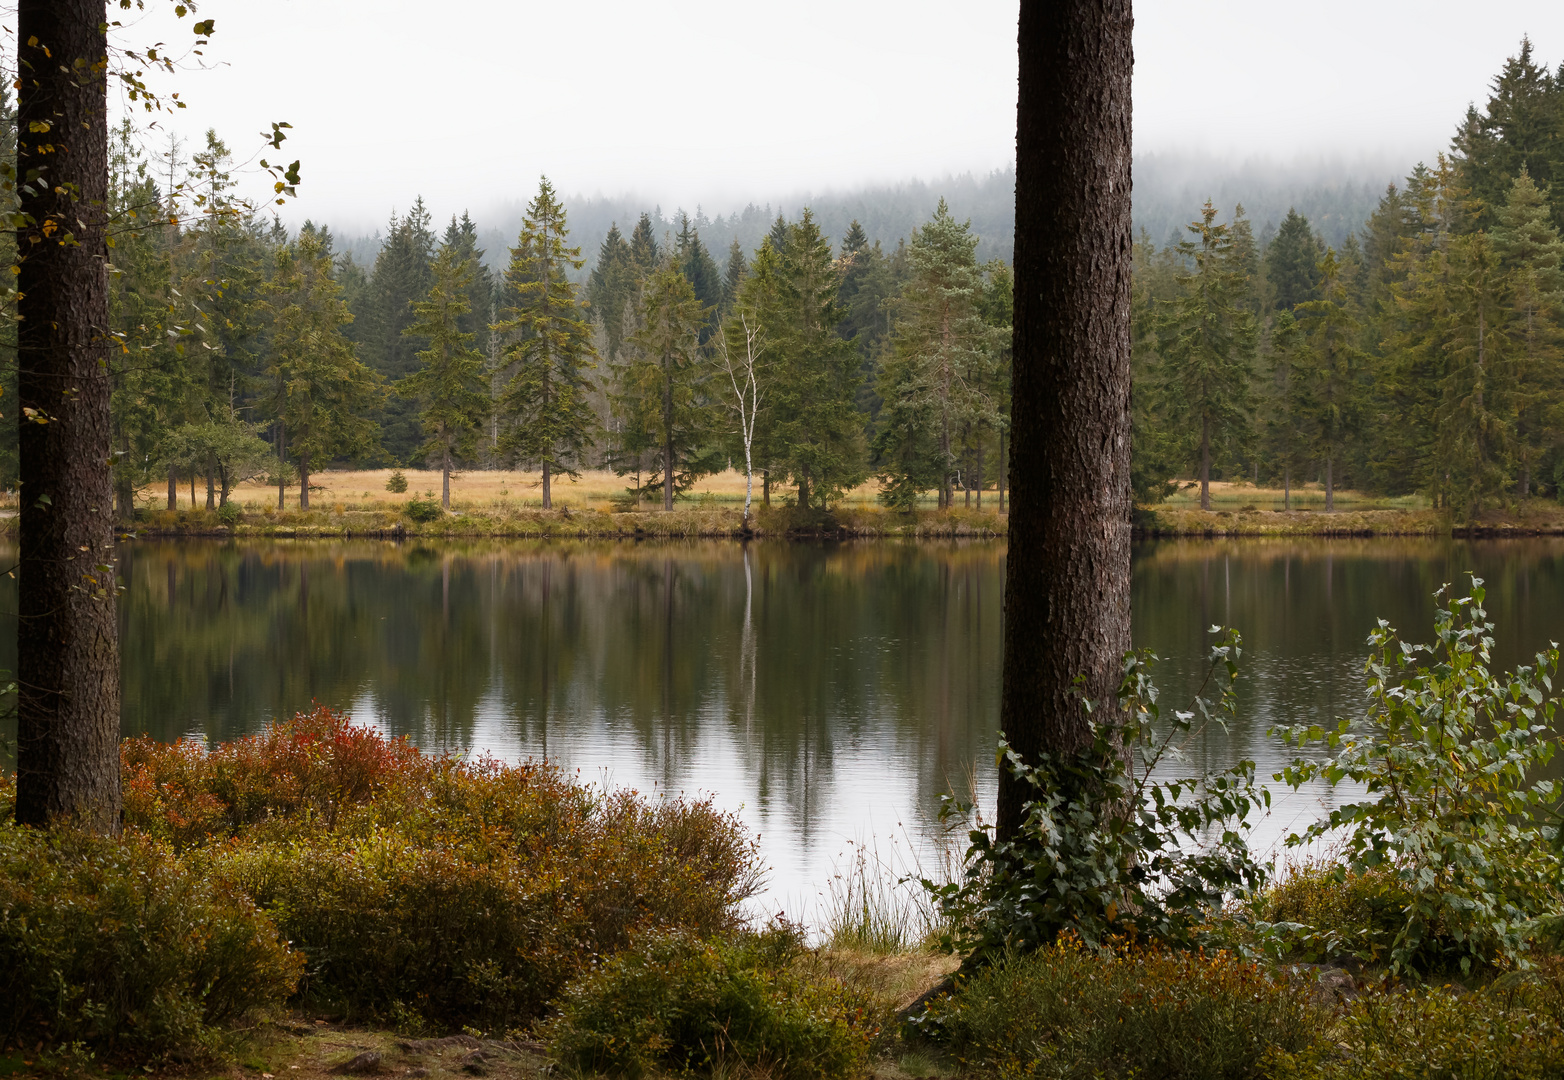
4, 536, 1564, 916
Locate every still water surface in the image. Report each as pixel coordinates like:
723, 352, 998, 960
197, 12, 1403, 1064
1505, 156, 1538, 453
5, 537, 1564, 912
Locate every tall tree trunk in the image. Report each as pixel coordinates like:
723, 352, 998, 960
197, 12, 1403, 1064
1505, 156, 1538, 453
1324, 455, 1334, 513
542, 461, 552, 510
298, 455, 311, 510
976, 437, 984, 509
940, 411, 952, 509
205, 451, 217, 510
114, 436, 135, 521
762, 468, 770, 508
997, 0, 1133, 842
1199, 415, 1212, 511
797, 468, 810, 512
998, 430, 1007, 513
442, 431, 452, 510
664, 371, 674, 512
1284, 464, 1291, 512
167, 463, 178, 511
14, 0, 123, 832
1520, 460, 1530, 500
277, 421, 287, 510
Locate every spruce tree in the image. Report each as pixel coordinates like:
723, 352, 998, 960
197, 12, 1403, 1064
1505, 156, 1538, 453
589, 223, 636, 362
262, 226, 383, 508
1452, 37, 1564, 231
615, 263, 721, 509
629, 213, 660, 274
721, 239, 747, 314
443, 212, 495, 356
1494, 169, 1564, 496
399, 242, 491, 510
765, 210, 868, 509
1266, 208, 1322, 312
676, 215, 722, 339
1153, 201, 1258, 510
872, 200, 1000, 509
1262, 311, 1310, 509
492, 177, 599, 509
362, 199, 436, 461
1295, 249, 1366, 510
1436, 231, 1514, 517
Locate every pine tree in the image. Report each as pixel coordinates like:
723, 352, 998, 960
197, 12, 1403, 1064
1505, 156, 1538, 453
262, 226, 383, 509
443, 212, 495, 356
399, 242, 491, 510
1494, 169, 1564, 496
1153, 201, 1258, 509
765, 210, 868, 509
872, 200, 1000, 509
362, 199, 436, 461
629, 213, 660, 275
1436, 231, 1514, 517
1266, 208, 1322, 312
676, 215, 722, 339
492, 177, 598, 509
721, 239, 747, 314
1261, 311, 1309, 508
1295, 249, 1366, 510
1452, 37, 1564, 231
589, 223, 637, 362
616, 262, 721, 510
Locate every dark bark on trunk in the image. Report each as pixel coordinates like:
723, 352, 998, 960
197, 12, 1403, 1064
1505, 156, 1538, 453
277, 421, 287, 510
663, 372, 674, 512
205, 451, 216, 510
14, 0, 123, 832
1520, 461, 1530, 500
1284, 464, 1291, 512
298, 455, 311, 510
1324, 456, 1333, 513
167, 464, 178, 511
542, 461, 552, 510
976, 437, 984, 509
114, 436, 134, 521
797, 468, 810, 512
762, 469, 770, 508
997, 0, 1133, 842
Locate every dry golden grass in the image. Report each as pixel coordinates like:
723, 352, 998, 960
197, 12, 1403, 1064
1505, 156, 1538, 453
143, 468, 1004, 513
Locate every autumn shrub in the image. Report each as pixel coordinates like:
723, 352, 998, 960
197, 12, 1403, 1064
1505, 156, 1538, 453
1249, 862, 1435, 968
1267, 957, 1564, 1080
405, 495, 442, 522
919, 934, 1321, 1080
120, 707, 763, 1028
541, 927, 876, 1080
0, 800, 301, 1058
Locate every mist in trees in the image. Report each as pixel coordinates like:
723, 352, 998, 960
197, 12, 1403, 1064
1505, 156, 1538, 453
28, 36, 1560, 524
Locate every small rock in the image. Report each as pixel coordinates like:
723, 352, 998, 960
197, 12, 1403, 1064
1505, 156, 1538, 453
333, 1052, 383, 1075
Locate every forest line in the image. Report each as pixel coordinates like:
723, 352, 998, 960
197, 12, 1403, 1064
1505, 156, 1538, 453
1, 40, 1558, 524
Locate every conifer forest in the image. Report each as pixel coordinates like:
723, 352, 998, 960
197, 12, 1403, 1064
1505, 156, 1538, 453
2, 40, 1561, 522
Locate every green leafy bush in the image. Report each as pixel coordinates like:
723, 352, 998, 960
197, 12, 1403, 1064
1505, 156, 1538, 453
921, 934, 1320, 1080
1267, 958, 1564, 1079
385, 469, 408, 493
1250, 863, 1435, 968
0, 811, 300, 1057
542, 928, 875, 1080
120, 707, 763, 1029
216, 501, 242, 526
405, 495, 442, 522
928, 631, 1269, 960
1275, 578, 1564, 975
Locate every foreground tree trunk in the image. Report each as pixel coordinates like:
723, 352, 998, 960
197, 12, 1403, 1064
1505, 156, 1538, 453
14, 0, 123, 832
997, 0, 1134, 841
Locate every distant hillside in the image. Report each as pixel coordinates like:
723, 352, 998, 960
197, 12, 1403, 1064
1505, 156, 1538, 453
333, 152, 1420, 277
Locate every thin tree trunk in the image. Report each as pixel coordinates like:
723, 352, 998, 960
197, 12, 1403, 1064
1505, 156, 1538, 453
1284, 464, 1291, 512
976, 437, 984, 509
1520, 460, 1530, 500
1199, 416, 1212, 511
299, 456, 311, 510
762, 468, 770, 508
277, 420, 287, 510
167, 464, 178, 511
797, 468, 810, 512
542, 461, 552, 510
1324, 456, 1334, 513
664, 370, 674, 512
941, 412, 952, 509
14, 0, 123, 832
998, 0, 1133, 842
205, 451, 216, 510
998, 430, 1007, 513
442, 431, 452, 511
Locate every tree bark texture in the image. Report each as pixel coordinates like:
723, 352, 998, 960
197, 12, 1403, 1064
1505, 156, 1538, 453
997, 0, 1133, 841
14, 0, 123, 832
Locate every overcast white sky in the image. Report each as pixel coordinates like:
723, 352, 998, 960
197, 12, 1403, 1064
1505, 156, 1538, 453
99, 0, 1564, 232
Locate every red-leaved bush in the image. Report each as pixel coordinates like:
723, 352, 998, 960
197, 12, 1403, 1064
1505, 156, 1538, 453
116, 707, 763, 1030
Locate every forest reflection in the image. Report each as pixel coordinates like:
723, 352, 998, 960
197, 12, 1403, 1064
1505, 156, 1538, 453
3, 536, 1563, 901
